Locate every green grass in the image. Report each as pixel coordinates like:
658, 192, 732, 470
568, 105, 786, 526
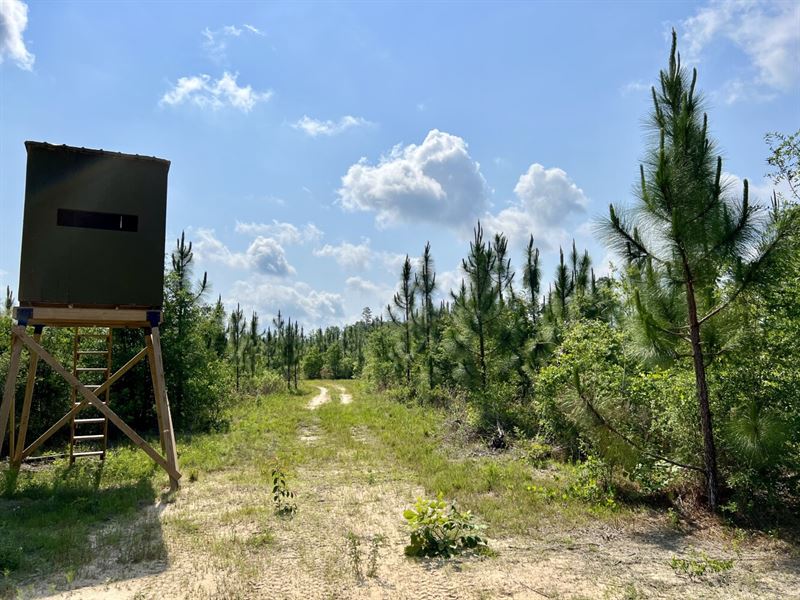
304, 380, 634, 535
0, 452, 160, 592
0, 378, 635, 595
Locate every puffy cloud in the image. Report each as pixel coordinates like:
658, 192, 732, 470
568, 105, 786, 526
193, 228, 294, 276
484, 163, 588, 250
246, 237, 295, 276
292, 115, 372, 137
380, 252, 407, 273
314, 240, 373, 270
338, 129, 489, 229
682, 0, 800, 99
160, 72, 272, 112
235, 220, 323, 245
229, 277, 345, 329
0, 0, 34, 70
192, 228, 250, 269
514, 164, 588, 226
345, 276, 392, 298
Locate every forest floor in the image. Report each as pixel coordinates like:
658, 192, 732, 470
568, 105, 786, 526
1, 381, 798, 599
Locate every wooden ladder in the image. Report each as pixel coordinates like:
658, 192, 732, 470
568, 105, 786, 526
69, 327, 112, 462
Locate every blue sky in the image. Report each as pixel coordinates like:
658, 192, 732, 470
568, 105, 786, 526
1, 1, 798, 328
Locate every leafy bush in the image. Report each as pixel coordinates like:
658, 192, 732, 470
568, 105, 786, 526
569, 455, 616, 508
244, 370, 285, 396
403, 494, 488, 558
522, 439, 553, 467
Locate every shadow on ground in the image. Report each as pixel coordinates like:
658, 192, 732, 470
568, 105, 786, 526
0, 459, 166, 598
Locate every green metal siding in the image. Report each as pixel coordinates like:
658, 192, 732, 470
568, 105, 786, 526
18, 142, 170, 308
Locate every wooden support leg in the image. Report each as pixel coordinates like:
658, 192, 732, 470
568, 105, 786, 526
145, 334, 166, 454
148, 327, 180, 491
1, 332, 23, 460
12, 328, 42, 467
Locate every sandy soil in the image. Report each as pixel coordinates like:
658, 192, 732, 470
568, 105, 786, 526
335, 385, 353, 405
307, 386, 331, 410
38, 384, 800, 600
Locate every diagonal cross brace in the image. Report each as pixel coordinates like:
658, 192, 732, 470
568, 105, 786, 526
12, 327, 180, 481
19, 345, 148, 460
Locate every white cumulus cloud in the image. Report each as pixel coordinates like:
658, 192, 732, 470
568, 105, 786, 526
682, 0, 800, 101
345, 276, 393, 298
160, 72, 272, 112
314, 240, 373, 270
338, 129, 490, 229
293, 115, 372, 137
246, 237, 295, 277
235, 220, 323, 245
484, 163, 589, 251
193, 228, 294, 276
0, 0, 34, 70
229, 278, 345, 329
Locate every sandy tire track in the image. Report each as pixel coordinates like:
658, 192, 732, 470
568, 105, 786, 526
334, 385, 353, 404
307, 386, 330, 410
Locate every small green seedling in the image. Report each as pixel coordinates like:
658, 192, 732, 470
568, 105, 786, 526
271, 468, 297, 517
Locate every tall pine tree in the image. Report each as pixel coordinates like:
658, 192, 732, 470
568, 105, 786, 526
603, 31, 793, 510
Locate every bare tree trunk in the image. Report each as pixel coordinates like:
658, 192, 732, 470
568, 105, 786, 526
685, 275, 720, 511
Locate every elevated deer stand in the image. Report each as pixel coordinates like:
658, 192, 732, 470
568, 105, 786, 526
1, 307, 180, 491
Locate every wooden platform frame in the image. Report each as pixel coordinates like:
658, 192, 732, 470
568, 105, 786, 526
0, 306, 180, 490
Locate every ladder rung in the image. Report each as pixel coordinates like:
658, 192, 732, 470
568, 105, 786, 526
74, 434, 105, 441
75, 418, 106, 424
76, 367, 108, 372
77, 350, 109, 355
72, 451, 104, 458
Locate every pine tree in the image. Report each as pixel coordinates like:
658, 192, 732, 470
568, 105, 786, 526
414, 242, 437, 390
553, 247, 573, 321
492, 233, 513, 304
602, 31, 794, 510
388, 255, 415, 386
450, 223, 498, 391
229, 304, 246, 391
522, 235, 541, 321
207, 295, 228, 357
361, 306, 373, 326
248, 311, 260, 376
4, 286, 14, 316
165, 231, 208, 414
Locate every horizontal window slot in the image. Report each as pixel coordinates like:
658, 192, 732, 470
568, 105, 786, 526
57, 208, 138, 232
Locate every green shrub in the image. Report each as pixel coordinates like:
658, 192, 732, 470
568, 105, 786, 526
569, 456, 616, 508
244, 370, 285, 396
403, 494, 488, 558
522, 439, 553, 467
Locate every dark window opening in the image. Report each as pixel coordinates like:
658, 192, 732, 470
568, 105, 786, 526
57, 208, 138, 232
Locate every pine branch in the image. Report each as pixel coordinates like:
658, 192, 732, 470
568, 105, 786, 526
574, 373, 705, 474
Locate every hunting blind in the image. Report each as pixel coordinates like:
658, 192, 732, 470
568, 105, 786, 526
1, 142, 180, 490
19, 141, 168, 308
